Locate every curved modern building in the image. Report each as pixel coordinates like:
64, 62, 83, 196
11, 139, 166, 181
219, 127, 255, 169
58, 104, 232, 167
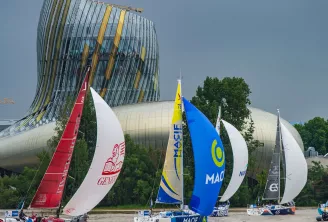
0, 0, 305, 179
112, 102, 304, 178
0, 99, 304, 176
0, 0, 159, 138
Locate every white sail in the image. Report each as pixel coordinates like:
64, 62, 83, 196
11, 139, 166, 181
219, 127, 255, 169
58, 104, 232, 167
63, 87, 125, 216
219, 120, 248, 202
280, 122, 307, 204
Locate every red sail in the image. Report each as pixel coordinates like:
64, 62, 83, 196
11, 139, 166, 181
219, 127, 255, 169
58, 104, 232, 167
29, 69, 90, 209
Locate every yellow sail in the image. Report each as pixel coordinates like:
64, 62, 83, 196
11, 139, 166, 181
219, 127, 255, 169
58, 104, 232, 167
156, 80, 183, 203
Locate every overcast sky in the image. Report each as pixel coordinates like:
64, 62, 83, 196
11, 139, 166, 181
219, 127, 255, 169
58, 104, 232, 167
0, 0, 327, 122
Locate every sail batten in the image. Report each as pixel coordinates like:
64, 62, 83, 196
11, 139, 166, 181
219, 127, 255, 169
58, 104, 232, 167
219, 120, 248, 202
29, 71, 89, 209
156, 81, 183, 204
63, 87, 125, 216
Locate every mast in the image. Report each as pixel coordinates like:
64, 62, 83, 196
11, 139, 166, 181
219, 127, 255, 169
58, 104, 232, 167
179, 69, 184, 210
279, 110, 287, 203
216, 106, 222, 135
277, 109, 282, 203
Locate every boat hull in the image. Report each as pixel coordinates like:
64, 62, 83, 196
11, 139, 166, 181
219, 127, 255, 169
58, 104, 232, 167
134, 215, 206, 222
316, 212, 328, 221
318, 204, 328, 215
210, 205, 229, 217
246, 208, 273, 216
133, 211, 207, 222
247, 205, 295, 216
270, 207, 295, 215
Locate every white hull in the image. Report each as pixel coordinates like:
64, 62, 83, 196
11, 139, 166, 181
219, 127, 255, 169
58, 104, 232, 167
134, 217, 171, 222
133, 210, 205, 222
210, 205, 230, 217
0, 218, 21, 222
246, 205, 273, 216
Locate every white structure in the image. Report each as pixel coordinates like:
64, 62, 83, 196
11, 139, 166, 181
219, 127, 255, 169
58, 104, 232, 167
0, 102, 304, 177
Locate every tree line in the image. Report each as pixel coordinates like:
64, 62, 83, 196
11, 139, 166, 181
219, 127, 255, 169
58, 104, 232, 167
295, 117, 328, 155
0, 77, 327, 209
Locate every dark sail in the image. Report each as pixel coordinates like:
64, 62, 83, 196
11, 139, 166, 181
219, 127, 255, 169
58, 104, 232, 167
262, 113, 281, 200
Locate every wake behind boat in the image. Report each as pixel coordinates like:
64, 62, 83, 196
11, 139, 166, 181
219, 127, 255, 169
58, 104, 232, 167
247, 109, 307, 216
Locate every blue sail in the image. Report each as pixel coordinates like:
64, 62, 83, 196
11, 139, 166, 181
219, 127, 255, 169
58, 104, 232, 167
183, 97, 225, 216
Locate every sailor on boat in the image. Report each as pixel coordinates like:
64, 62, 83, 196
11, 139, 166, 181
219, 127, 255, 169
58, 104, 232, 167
19, 209, 27, 221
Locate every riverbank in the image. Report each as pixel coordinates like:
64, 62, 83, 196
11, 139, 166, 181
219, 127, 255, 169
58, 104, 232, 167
0, 206, 318, 215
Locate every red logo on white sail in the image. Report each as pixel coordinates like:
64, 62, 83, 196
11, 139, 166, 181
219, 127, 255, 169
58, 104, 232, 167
65, 208, 76, 214
102, 142, 125, 175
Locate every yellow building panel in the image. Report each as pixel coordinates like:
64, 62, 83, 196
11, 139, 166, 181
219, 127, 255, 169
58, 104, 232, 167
138, 90, 145, 103
97, 6, 112, 44
104, 57, 116, 79
81, 43, 89, 68
134, 71, 141, 89
103, 10, 126, 81
15, 116, 33, 131
89, 5, 113, 86
100, 88, 107, 97
141, 47, 146, 60
113, 10, 126, 46
36, 110, 46, 122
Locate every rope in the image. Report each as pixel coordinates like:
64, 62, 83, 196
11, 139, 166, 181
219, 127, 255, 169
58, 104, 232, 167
146, 141, 164, 209
20, 148, 49, 205
20, 105, 69, 206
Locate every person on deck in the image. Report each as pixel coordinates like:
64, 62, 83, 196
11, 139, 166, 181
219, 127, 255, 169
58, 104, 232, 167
19, 209, 27, 221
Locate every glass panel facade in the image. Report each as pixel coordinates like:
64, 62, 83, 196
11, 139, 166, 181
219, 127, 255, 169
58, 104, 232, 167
0, 0, 159, 138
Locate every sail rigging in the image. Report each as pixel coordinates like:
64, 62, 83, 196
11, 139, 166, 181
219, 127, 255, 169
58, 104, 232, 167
29, 71, 89, 209
63, 87, 125, 216
183, 97, 225, 216
156, 80, 183, 204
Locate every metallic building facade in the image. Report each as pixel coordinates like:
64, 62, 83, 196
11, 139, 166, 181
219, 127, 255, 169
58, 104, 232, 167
111, 102, 304, 178
0, 0, 159, 138
0, 100, 304, 175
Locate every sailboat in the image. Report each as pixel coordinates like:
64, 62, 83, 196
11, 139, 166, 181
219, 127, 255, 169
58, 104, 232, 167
2, 67, 126, 222
316, 200, 328, 221
247, 109, 308, 216
134, 79, 226, 222
210, 106, 248, 217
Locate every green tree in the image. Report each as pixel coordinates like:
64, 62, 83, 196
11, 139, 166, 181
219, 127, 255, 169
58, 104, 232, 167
182, 76, 262, 205
46, 91, 95, 205
102, 135, 163, 206
295, 161, 328, 206
295, 117, 328, 154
